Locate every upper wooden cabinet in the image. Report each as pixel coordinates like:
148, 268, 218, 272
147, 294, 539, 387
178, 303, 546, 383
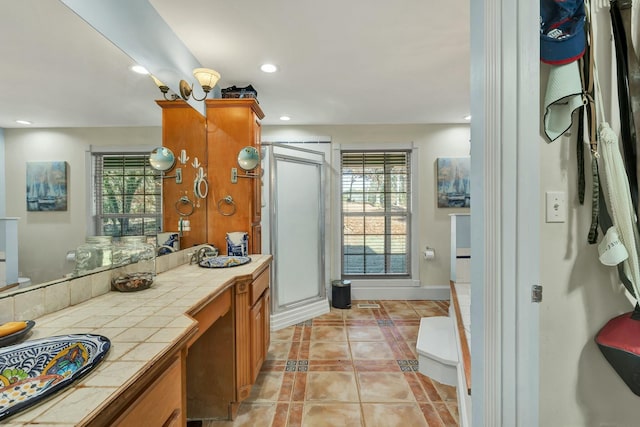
205, 99, 264, 254
157, 99, 264, 254
156, 100, 208, 249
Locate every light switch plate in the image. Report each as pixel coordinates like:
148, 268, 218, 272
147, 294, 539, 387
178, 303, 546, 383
545, 191, 566, 223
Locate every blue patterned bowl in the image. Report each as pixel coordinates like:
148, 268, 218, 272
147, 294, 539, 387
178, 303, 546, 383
0, 334, 110, 420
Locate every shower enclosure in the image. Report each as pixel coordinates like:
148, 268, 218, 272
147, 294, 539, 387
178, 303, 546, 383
261, 143, 330, 330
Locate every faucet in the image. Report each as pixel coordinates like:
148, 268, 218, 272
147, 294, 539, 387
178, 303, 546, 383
190, 245, 218, 264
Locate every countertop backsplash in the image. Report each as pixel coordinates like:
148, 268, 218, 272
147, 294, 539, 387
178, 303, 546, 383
0, 246, 199, 324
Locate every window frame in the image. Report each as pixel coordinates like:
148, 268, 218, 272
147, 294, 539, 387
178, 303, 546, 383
333, 143, 420, 287
89, 146, 162, 238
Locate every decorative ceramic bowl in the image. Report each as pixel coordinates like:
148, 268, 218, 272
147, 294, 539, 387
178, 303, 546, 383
0, 334, 110, 420
0, 321, 35, 348
199, 256, 251, 268
111, 272, 154, 292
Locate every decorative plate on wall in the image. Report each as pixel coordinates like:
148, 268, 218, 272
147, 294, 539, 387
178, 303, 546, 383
0, 334, 111, 420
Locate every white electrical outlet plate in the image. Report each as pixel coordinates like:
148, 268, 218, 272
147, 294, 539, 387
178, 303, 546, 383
545, 191, 566, 223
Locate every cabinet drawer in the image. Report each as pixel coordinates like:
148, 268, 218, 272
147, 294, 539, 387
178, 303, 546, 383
113, 356, 182, 426
189, 288, 232, 346
250, 266, 270, 306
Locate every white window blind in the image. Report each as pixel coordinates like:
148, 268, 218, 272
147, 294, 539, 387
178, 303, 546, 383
340, 150, 411, 277
93, 153, 162, 237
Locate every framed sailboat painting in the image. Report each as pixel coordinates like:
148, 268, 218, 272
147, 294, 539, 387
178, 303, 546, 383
436, 157, 470, 208
26, 161, 68, 211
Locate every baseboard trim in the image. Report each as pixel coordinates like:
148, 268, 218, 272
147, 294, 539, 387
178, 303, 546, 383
350, 285, 450, 301
270, 298, 330, 331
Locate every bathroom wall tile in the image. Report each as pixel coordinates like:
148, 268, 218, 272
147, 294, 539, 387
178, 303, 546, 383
0, 260, 5, 286
0, 297, 14, 323
14, 287, 45, 320
91, 270, 112, 297
44, 281, 70, 314
69, 275, 92, 305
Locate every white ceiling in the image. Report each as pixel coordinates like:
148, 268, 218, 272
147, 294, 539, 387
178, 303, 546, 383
0, 0, 470, 129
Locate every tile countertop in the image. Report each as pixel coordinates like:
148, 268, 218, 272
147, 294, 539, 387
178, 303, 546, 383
3, 254, 272, 426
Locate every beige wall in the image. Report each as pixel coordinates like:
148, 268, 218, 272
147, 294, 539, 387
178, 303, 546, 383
4, 127, 160, 285
6, 124, 467, 291
539, 130, 640, 426
263, 124, 471, 288
538, 4, 640, 424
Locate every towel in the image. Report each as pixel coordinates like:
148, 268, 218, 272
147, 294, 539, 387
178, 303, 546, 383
544, 61, 585, 142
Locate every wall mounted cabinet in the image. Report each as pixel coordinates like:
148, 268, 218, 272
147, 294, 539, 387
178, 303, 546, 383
205, 99, 264, 254
158, 99, 264, 254
156, 101, 207, 249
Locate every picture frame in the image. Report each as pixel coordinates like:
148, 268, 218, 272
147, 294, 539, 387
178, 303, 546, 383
26, 161, 68, 212
436, 157, 470, 208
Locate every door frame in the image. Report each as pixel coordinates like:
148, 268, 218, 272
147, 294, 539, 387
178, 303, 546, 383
470, 0, 540, 425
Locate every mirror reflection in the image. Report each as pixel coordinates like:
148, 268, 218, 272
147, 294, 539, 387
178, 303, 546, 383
1, 2, 184, 296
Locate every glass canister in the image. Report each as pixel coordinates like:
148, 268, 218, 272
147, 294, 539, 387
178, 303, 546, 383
111, 236, 156, 292
74, 236, 113, 276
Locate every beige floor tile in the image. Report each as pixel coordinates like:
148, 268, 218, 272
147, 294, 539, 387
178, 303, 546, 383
343, 309, 376, 320
308, 341, 351, 360
267, 341, 292, 360
310, 325, 347, 341
246, 372, 284, 402
313, 309, 344, 321
358, 372, 415, 402
305, 372, 359, 402
347, 326, 385, 341
361, 403, 429, 427
271, 326, 296, 341
350, 341, 394, 360
395, 325, 419, 341
207, 403, 276, 427
384, 308, 420, 319
302, 403, 363, 427
380, 301, 412, 310
416, 307, 448, 317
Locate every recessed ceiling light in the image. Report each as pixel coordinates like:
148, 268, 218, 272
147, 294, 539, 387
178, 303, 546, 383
131, 65, 149, 75
15, 120, 32, 125
279, 115, 291, 121
463, 115, 472, 121
261, 63, 278, 73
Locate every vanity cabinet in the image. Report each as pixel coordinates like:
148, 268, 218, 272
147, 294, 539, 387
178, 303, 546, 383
205, 99, 264, 254
185, 262, 271, 421
111, 354, 184, 427
86, 342, 191, 427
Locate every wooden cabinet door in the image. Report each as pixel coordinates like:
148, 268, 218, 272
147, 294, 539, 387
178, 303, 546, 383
263, 290, 270, 357
250, 296, 264, 382
113, 356, 183, 426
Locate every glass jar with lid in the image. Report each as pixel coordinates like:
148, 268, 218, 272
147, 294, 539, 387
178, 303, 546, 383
111, 236, 156, 292
74, 236, 113, 276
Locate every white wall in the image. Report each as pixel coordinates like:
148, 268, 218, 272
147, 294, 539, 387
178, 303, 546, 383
4, 127, 160, 285
539, 4, 640, 425
262, 124, 470, 289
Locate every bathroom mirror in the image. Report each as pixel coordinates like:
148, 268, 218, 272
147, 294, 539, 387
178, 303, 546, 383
237, 146, 260, 171
149, 147, 176, 172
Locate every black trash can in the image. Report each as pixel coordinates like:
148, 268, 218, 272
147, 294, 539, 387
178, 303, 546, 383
331, 280, 351, 309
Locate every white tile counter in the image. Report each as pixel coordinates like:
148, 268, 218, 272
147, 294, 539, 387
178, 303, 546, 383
2, 254, 272, 426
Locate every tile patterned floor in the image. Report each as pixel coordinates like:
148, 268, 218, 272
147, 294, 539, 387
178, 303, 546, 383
203, 300, 459, 427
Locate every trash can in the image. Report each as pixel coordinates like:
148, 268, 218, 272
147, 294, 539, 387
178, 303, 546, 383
331, 280, 351, 309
